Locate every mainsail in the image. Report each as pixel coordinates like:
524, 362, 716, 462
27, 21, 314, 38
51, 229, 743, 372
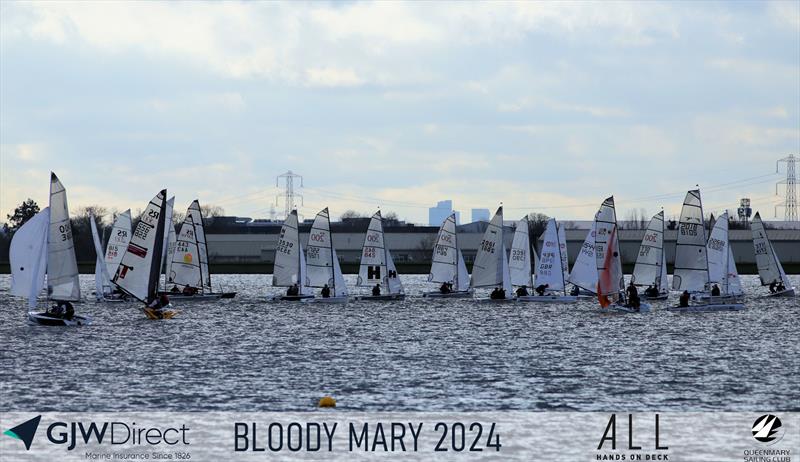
428, 213, 465, 289
168, 200, 211, 292
104, 210, 132, 279
509, 217, 533, 288
47, 173, 81, 301
113, 190, 167, 304
632, 211, 666, 288
567, 220, 598, 292
751, 212, 791, 289
557, 222, 569, 284
594, 196, 624, 303
535, 218, 566, 293
306, 208, 335, 288
10, 207, 50, 308
706, 211, 730, 288
726, 247, 743, 296
470, 206, 506, 289
90, 213, 113, 298
672, 190, 708, 292
357, 211, 403, 294
272, 210, 307, 294
161, 196, 174, 288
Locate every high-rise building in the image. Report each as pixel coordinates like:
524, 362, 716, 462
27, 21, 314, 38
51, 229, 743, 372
429, 200, 460, 226
471, 208, 490, 223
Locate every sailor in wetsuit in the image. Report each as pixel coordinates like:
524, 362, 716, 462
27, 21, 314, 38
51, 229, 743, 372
679, 290, 690, 307
710, 284, 721, 296
516, 285, 529, 297
535, 283, 549, 296
147, 294, 170, 318
372, 284, 381, 296
321, 284, 331, 298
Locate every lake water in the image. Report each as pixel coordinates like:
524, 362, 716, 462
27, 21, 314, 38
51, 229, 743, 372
0, 274, 797, 413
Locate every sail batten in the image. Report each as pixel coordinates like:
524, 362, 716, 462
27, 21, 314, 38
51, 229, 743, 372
672, 190, 709, 292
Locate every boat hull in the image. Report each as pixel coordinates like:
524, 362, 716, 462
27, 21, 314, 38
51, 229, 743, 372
271, 294, 315, 302
302, 296, 348, 304
609, 303, 652, 313
644, 293, 669, 301
667, 303, 745, 312
354, 293, 405, 301
516, 295, 578, 303
27, 312, 92, 326
422, 290, 473, 298
766, 288, 795, 297
160, 293, 223, 302
143, 305, 178, 319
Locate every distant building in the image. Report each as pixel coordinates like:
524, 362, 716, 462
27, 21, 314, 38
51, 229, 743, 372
471, 208, 490, 222
429, 200, 460, 226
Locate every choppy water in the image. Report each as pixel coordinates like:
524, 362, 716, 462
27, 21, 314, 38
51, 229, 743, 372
0, 274, 797, 413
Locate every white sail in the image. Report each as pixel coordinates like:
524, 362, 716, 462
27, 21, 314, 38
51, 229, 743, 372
332, 248, 348, 296
428, 213, 462, 287
165, 218, 176, 286
273, 210, 305, 288
456, 249, 470, 291
161, 197, 174, 278
557, 222, 569, 284
509, 217, 533, 288
113, 190, 167, 303
104, 210, 132, 279
672, 190, 708, 292
306, 207, 335, 288
470, 206, 506, 289
89, 213, 112, 298
659, 251, 669, 292
532, 245, 539, 286
385, 248, 403, 294
632, 211, 665, 288
594, 196, 624, 297
168, 213, 202, 289
501, 241, 512, 297
706, 211, 729, 286
186, 201, 211, 292
726, 247, 743, 296
10, 207, 50, 308
751, 212, 791, 288
357, 211, 387, 287
567, 220, 598, 292
47, 173, 81, 301
535, 218, 566, 292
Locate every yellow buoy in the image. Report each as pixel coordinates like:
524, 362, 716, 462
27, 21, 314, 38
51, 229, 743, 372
318, 396, 336, 408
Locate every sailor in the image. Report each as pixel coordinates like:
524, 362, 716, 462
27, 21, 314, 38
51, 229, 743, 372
321, 284, 331, 298
679, 290, 690, 307
64, 302, 75, 320
626, 282, 639, 301
516, 285, 529, 297
570, 285, 580, 296
490, 288, 500, 299
535, 283, 549, 296
710, 284, 721, 296
372, 284, 381, 296
644, 285, 659, 297
286, 284, 298, 296
182, 285, 198, 296
49, 301, 67, 318
440, 282, 452, 294
147, 294, 170, 319
170, 285, 181, 293
769, 280, 778, 293
776, 281, 786, 292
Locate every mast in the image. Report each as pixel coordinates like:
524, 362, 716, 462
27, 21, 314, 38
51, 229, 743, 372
454, 215, 459, 289
555, 220, 566, 295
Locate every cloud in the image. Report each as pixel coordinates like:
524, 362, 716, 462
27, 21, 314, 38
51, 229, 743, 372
305, 67, 364, 88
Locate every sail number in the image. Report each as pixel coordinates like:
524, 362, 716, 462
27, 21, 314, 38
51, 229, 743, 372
276, 239, 294, 255
479, 239, 495, 254
133, 222, 150, 240
644, 232, 658, 243
310, 232, 327, 242
435, 245, 450, 257
679, 223, 698, 236
511, 249, 526, 261
754, 242, 768, 255
58, 224, 73, 241
363, 247, 376, 258
639, 246, 651, 257
708, 238, 725, 251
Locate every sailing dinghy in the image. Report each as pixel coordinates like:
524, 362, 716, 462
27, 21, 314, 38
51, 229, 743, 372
631, 211, 669, 300
303, 207, 348, 303
422, 213, 472, 298
164, 200, 236, 301
10, 173, 91, 326
354, 210, 405, 301
271, 209, 314, 301
565, 220, 598, 300
470, 206, 513, 302
667, 190, 743, 311
693, 212, 745, 305
112, 190, 178, 319
521, 218, 577, 302
509, 216, 535, 298
89, 212, 127, 302
751, 212, 795, 297
594, 196, 651, 313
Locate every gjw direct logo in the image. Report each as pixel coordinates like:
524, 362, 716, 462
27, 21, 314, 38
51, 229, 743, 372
3, 416, 190, 451
3, 415, 42, 450
752, 415, 785, 444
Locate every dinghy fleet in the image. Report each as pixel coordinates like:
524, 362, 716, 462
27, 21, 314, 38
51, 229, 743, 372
7, 173, 796, 326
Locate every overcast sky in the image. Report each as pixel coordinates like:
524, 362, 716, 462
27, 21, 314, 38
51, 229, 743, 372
1, 1, 798, 224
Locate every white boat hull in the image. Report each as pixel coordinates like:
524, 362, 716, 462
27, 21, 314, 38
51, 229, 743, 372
302, 296, 348, 304
271, 294, 315, 302
27, 312, 92, 326
644, 293, 669, 301
667, 303, 745, 312
422, 290, 473, 298
475, 297, 514, 303
162, 293, 223, 302
353, 293, 405, 301
609, 303, 652, 313
516, 295, 578, 303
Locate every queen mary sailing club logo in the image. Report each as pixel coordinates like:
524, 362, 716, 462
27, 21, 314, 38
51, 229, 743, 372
4, 415, 42, 450
752, 415, 785, 444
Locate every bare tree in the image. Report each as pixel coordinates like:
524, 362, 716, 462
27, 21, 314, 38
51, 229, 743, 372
200, 204, 225, 218
526, 212, 550, 243
340, 210, 362, 219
